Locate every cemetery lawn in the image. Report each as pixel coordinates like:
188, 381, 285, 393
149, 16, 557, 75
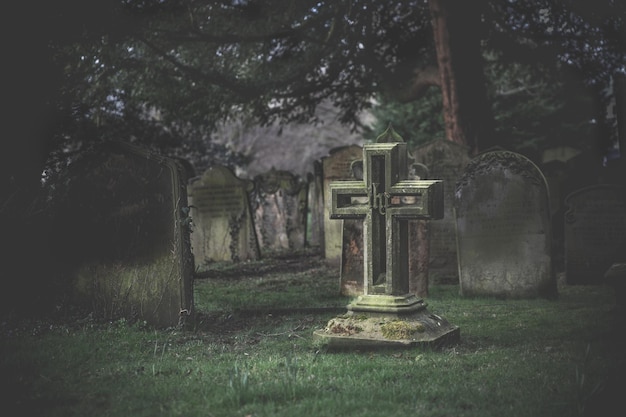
2, 253, 624, 417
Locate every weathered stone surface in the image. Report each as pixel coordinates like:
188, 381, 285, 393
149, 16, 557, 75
313, 306, 460, 350
188, 166, 259, 268
339, 219, 365, 295
455, 150, 556, 298
412, 138, 471, 284
564, 185, 626, 284
64, 142, 194, 327
408, 220, 430, 297
322, 145, 363, 265
251, 168, 307, 255
306, 161, 325, 249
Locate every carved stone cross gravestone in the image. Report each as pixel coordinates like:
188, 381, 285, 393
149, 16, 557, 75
330, 144, 443, 306
314, 126, 460, 349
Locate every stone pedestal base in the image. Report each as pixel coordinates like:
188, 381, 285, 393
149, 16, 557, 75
313, 295, 460, 350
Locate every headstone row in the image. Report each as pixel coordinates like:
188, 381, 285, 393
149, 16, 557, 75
187, 166, 309, 272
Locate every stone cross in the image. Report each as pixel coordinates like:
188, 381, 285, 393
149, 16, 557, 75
329, 126, 443, 312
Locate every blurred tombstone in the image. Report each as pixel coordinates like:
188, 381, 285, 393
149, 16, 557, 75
251, 168, 308, 255
187, 165, 259, 270
338, 159, 366, 295
306, 160, 325, 249
407, 163, 433, 297
564, 184, 626, 284
455, 150, 556, 298
60, 142, 194, 327
412, 138, 471, 284
321, 145, 363, 267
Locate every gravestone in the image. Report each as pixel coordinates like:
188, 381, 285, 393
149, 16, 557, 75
408, 219, 431, 297
62, 142, 194, 328
412, 138, 471, 284
306, 160, 325, 249
250, 168, 307, 255
455, 150, 555, 298
314, 126, 459, 349
564, 185, 626, 284
339, 159, 367, 295
338, 160, 435, 297
187, 166, 259, 270
322, 145, 363, 265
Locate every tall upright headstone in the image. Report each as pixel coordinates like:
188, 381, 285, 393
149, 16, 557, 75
187, 166, 259, 270
322, 145, 363, 265
455, 150, 556, 298
413, 138, 471, 284
61, 142, 194, 328
251, 168, 307, 255
313, 126, 459, 349
564, 184, 626, 284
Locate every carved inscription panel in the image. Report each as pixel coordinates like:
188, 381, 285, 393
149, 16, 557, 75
191, 185, 245, 215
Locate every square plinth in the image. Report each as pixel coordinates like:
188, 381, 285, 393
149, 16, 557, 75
313, 307, 460, 351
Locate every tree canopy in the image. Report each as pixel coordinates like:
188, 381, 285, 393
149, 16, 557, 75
43, 0, 624, 159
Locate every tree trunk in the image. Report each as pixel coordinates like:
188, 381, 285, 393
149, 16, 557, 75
428, 0, 494, 153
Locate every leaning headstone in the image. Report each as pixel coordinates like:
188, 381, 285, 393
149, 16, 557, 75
455, 150, 556, 298
322, 145, 363, 265
564, 185, 626, 284
250, 168, 308, 255
187, 166, 260, 270
62, 142, 194, 327
413, 138, 471, 284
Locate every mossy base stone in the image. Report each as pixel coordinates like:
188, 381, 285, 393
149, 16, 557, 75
313, 306, 460, 350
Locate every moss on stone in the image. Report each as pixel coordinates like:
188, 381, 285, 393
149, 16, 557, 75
380, 320, 425, 340
328, 321, 363, 335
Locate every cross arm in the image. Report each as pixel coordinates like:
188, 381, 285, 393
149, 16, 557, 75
388, 180, 444, 219
330, 181, 369, 219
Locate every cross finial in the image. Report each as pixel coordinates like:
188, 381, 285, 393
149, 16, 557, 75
376, 123, 405, 143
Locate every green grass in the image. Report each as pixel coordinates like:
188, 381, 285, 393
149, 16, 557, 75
1, 259, 624, 417
193, 258, 347, 311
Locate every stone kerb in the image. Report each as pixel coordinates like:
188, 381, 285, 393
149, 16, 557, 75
455, 150, 556, 298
